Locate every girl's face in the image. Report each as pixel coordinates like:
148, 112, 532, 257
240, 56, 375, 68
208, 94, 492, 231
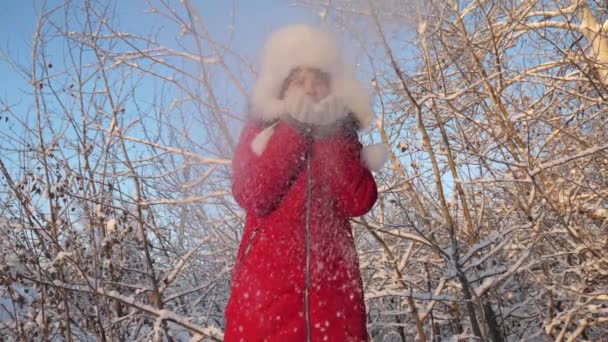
284, 68, 330, 103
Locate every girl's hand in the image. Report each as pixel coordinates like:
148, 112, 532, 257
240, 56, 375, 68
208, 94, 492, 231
284, 93, 316, 124
312, 95, 349, 126
283, 93, 354, 138
281, 113, 314, 137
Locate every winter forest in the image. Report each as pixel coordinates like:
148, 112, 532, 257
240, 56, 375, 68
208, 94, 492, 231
0, 0, 607, 341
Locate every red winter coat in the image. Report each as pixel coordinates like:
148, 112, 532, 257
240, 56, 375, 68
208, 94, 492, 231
225, 119, 378, 342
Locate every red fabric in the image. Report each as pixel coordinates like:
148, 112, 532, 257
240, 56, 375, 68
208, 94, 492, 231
225, 120, 377, 342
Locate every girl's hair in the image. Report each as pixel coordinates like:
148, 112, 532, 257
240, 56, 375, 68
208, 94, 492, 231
277, 67, 331, 100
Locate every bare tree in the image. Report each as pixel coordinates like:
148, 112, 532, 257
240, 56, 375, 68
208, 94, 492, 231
298, 0, 608, 340
0, 0, 246, 340
1, 0, 607, 341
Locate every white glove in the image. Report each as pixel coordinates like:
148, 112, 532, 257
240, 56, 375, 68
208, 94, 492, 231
284, 94, 317, 124
250, 122, 279, 156
312, 95, 349, 126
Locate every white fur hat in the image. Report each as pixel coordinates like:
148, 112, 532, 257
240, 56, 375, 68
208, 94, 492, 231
249, 24, 374, 129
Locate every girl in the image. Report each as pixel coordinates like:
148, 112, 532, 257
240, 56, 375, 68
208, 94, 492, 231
225, 25, 386, 342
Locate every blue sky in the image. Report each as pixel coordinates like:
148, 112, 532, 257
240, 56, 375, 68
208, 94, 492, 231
0, 0, 327, 118
0, 1, 322, 110
0, 0, 330, 174
0, 0, 333, 189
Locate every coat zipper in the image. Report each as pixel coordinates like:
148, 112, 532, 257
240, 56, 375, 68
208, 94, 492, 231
304, 147, 312, 342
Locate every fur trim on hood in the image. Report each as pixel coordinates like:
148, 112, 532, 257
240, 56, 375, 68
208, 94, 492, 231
249, 24, 374, 129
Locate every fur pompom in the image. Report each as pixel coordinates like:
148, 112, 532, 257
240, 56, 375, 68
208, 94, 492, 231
361, 143, 389, 171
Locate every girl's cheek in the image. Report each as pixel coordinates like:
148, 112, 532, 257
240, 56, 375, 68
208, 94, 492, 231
285, 86, 301, 98
317, 85, 330, 100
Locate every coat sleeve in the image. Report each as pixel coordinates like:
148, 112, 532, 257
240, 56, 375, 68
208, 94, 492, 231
232, 121, 310, 216
311, 132, 378, 217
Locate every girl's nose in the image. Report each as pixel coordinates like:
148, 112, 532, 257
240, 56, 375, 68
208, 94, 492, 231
304, 82, 317, 97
